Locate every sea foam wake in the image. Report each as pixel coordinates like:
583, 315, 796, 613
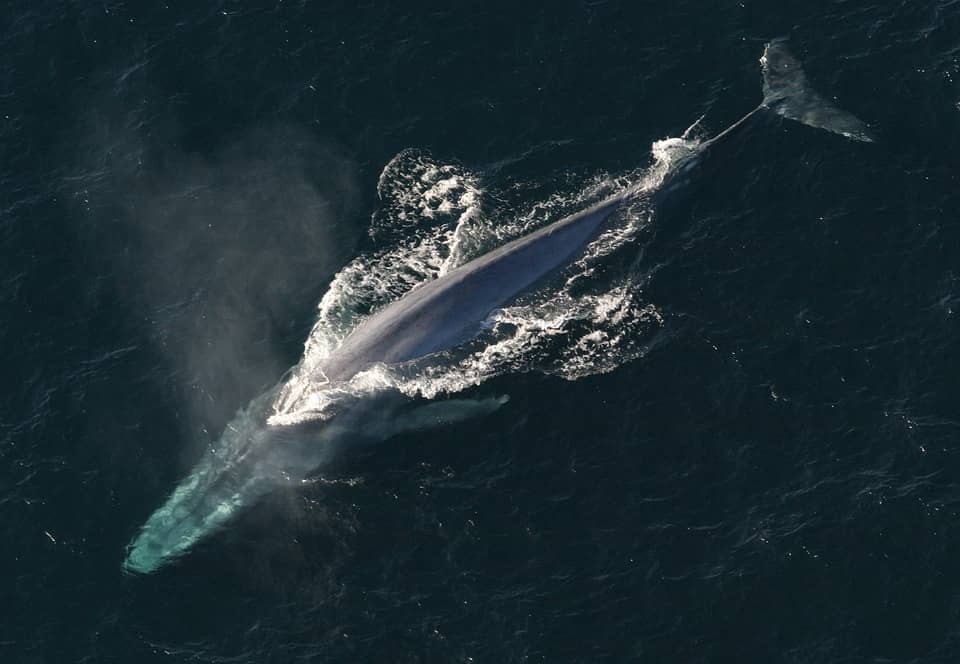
270, 136, 699, 425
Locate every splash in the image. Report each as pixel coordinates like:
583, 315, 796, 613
270, 136, 698, 426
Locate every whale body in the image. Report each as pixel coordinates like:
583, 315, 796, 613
123, 39, 872, 574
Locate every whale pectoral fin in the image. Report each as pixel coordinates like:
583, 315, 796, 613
392, 394, 510, 433
760, 38, 874, 142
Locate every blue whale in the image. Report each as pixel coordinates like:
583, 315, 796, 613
123, 39, 871, 574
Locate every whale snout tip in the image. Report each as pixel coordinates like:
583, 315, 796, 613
122, 530, 177, 575
121, 550, 153, 575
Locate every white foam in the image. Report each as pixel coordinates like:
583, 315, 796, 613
271, 137, 698, 424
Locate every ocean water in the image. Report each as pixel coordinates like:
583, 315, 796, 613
3, 1, 960, 661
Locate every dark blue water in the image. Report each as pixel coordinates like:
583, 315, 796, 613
4, 1, 960, 661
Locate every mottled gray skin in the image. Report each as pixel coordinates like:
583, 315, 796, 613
320, 193, 630, 381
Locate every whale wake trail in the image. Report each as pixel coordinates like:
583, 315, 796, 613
270, 141, 683, 424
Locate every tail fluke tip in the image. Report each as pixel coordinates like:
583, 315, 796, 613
760, 38, 874, 143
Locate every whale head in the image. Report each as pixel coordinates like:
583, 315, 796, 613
123, 387, 342, 575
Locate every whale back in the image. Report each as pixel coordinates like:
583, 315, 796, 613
320, 194, 626, 381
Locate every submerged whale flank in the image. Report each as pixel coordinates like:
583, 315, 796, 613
123, 40, 872, 574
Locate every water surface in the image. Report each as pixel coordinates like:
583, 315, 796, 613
3, 1, 960, 661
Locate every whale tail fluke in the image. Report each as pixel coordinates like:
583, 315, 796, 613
760, 38, 873, 142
